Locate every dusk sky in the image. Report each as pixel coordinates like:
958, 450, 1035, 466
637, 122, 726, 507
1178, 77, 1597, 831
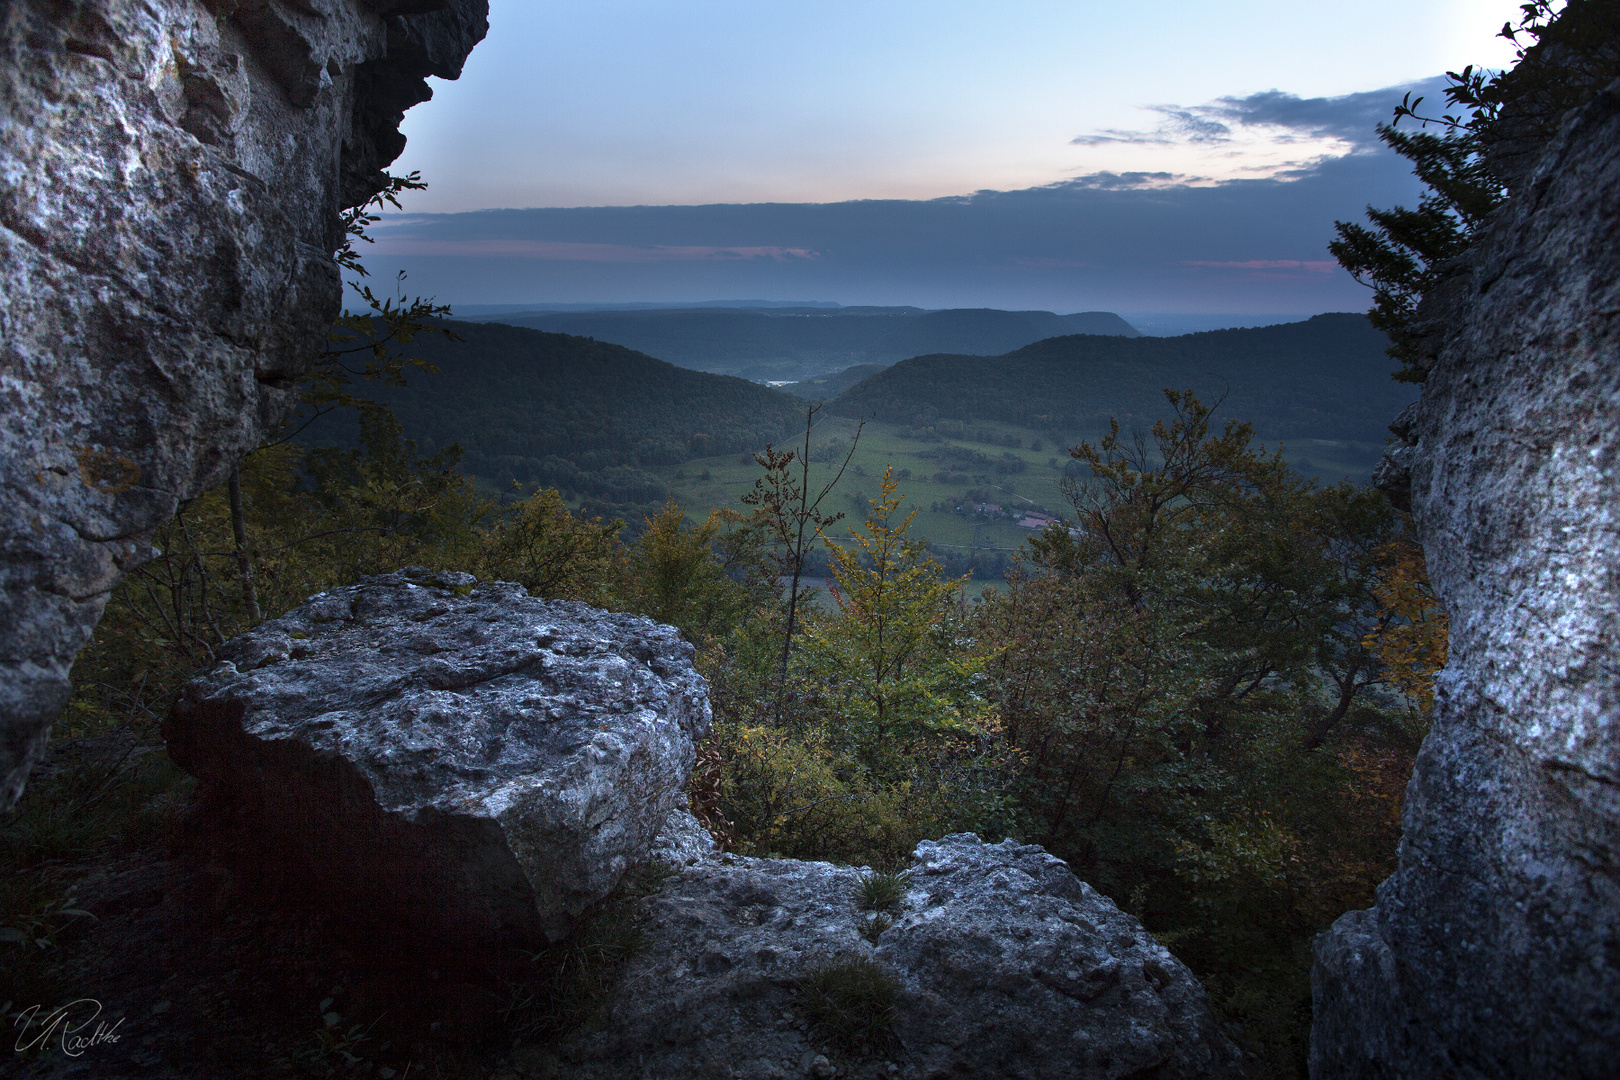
361, 0, 1528, 315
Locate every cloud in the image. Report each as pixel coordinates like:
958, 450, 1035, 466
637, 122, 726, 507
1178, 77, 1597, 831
1072, 107, 1232, 147
1073, 77, 1449, 153
1183, 259, 1340, 273
348, 81, 1436, 313
1057, 171, 1194, 190
368, 237, 818, 262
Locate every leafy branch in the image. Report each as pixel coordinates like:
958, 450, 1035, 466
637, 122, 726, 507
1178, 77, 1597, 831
1330, 0, 1619, 381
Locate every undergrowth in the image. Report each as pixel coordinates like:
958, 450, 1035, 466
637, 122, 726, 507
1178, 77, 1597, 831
498, 861, 673, 1047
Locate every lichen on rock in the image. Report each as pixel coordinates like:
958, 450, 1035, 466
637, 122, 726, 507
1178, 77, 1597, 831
0, 0, 489, 809
523, 834, 1244, 1080
164, 569, 712, 952
1314, 77, 1620, 1078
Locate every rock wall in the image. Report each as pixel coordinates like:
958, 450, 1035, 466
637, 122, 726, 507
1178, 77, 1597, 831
1311, 79, 1620, 1077
0, 0, 488, 808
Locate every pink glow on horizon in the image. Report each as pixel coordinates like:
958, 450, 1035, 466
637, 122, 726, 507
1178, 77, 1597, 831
370, 238, 821, 262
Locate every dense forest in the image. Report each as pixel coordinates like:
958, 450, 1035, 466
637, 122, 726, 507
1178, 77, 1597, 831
299, 320, 805, 514
829, 313, 1415, 442
467, 305, 1139, 381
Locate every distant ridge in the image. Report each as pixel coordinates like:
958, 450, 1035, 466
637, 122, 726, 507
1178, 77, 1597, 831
827, 313, 1415, 444
451, 299, 842, 316
300, 320, 802, 510
460, 306, 1139, 382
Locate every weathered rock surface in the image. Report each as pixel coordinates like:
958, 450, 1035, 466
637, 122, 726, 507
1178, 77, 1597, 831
1313, 79, 1620, 1077
0, 0, 489, 809
165, 569, 711, 951
519, 834, 1243, 1080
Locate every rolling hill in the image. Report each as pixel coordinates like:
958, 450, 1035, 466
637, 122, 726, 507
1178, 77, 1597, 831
309, 313, 1413, 550
463, 305, 1140, 382
826, 313, 1413, 444
302, 320, 803, 510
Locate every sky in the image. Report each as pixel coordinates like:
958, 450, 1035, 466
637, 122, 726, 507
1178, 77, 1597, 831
360, 0, 1530, 314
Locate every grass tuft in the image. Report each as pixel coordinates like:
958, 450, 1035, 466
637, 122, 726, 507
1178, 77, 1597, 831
796, 957, 898, 1052
855, 869, 909, 913
858, 912, 893, 944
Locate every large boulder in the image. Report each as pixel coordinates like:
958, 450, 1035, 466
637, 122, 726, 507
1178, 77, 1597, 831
522, 834, 1244, 1080
0, 0, 489, 810
165, 569, 711, 952
1310, 79, 1620, 1077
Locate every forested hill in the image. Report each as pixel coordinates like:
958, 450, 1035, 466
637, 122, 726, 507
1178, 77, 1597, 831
464, 306, 1139, 381
307, 320, 802, 505
827, 313, 1415, 443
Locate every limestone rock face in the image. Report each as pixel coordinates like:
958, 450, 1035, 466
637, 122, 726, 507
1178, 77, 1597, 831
532, 834, 1244, 1080
1312, 80, 1620, 1077
165, 570, 711, 951
0, 0, 489, 809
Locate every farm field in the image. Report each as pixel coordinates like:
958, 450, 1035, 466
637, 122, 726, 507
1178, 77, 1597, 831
648, 413, 1389, 580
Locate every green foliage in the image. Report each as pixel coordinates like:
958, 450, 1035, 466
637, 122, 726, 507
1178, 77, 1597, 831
1331, 0, 1620, 381
795, 958, 898, 1052
478, 485, 622, 606
855, 870, 909, 913
710, 465, 1022, 870
802, 469, 989, 762
981, 390, 1416, 1075
618, 503, 741, 642
305, 172, 464, 427
740, 404, 864, 703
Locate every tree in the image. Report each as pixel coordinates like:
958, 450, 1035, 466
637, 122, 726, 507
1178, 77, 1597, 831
226, 171, 463, 625
741, 404, 864, 704
1331, 0, 1620, 381
1362, 535, 1448, 715
479, 486, 622, 605
801, 469, 987, 764
982, 394, 1414, 1073
619, 502, 744, 642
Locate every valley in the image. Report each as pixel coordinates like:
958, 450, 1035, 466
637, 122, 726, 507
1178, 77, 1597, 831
305, 310, 1415, 580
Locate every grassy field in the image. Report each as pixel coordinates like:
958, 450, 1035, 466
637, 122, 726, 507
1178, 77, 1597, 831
645, 414, 1388, 579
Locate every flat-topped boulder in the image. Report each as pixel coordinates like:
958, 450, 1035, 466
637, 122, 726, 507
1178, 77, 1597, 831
523, 834, 1243, 1080
165, 568, 710, 953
